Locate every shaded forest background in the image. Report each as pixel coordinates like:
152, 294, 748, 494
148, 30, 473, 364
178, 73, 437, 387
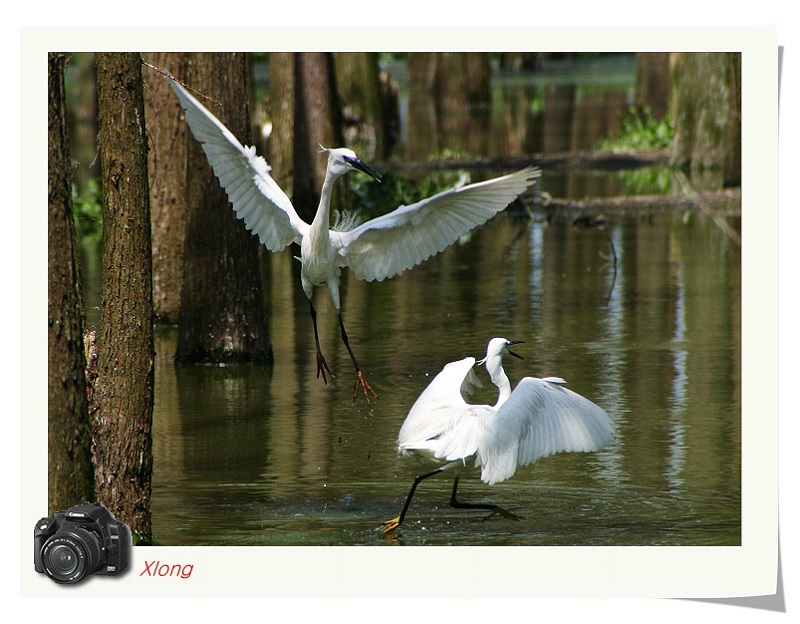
48, 51, 741, 541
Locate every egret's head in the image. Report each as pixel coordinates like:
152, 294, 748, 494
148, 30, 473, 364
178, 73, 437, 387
479, 337, 525, 365
320, 146, 382, 182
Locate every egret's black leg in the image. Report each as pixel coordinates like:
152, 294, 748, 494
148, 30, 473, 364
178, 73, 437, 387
379, 467, 444, 533
338, 312, 378, 404
310, 302, 333, 384
449, 473, 522, 522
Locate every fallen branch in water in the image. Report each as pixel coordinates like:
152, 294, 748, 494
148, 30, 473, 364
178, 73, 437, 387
534, 187, 741, 218
671, 170, 741, 246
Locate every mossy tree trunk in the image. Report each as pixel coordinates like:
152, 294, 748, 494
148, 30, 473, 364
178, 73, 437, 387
671, 52, 741, 187
48, 52, 95, 514
93, 52, 154, 540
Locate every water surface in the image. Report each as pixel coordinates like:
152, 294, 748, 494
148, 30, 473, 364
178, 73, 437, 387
147, 210, 740, 546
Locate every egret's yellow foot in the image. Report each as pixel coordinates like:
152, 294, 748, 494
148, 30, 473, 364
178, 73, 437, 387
379, 516, 401, 533
354, 371, 378, 405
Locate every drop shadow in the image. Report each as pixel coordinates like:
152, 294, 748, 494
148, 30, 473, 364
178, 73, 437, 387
683, 534, 784, 613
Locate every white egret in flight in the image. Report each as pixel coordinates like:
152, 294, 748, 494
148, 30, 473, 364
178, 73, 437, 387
168, 77, 540, 404
380, 337, 614, 533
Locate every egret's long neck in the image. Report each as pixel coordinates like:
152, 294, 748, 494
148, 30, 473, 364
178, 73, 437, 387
311, 170, 338, 234
485, 355, 512, 408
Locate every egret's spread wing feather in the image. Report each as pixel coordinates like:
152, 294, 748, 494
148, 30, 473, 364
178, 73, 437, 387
460, 364, 483, 401
397, 357, 476, 451
434, 404, 493, 463
338, 167, 540, 282
170, 79, 309, 251
478, 377, 614, 484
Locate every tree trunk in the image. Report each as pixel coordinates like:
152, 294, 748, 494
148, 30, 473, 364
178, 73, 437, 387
405, 53, 439, 161
407, 53, 437, 89
723, 53, 742, 187
433, 52, 471, 150
334, 52, 385, 160
670, 52, 741, 186
405, 53, 492, 159
465, 53, 491, 104
94, 52, 155, 541
175, 52, 273, 363
265, 52, 295, 192
143, 52, 190, 323
293, 52, 343, 223
636, 52, 670, 120
48, 52, 95, 514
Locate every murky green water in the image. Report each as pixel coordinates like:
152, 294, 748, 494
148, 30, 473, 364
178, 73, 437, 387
145, 209, 740, 546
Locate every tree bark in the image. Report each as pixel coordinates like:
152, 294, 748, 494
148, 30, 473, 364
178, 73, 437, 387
265, 52, 295, 192
636, 52, 670, 120
407, 53, 437, 89
175, 52, 272, 363
94, 52, 154, 540
143, 52, 190, 323
293, 52, 343, 223
433, 52, 471, 150
334, 52, 385, 159
404, 53, 492, 159
465, 53, 491, 104
670, 52, 741, 186
405, 53, 440, 161
48, 52, 95, 514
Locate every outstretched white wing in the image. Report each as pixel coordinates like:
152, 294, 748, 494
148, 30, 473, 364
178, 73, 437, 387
170, 78, 309, 251
336, 167, 540, 282
478, 377, 614, 485
397, 356, 479, 454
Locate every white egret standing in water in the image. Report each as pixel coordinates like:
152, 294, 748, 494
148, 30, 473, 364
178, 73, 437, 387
380, 337, 614, 533
168, 77, 540, 404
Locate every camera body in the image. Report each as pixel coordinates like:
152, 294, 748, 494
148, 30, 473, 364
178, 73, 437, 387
34, 502, 131, 584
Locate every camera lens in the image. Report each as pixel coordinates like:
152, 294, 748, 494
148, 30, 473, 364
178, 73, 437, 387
41, 529, 102, 584
47, 543, 80, 575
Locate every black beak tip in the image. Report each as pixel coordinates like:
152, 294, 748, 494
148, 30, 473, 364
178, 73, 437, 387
351, 157, 382, 183
507, 340, 525, 360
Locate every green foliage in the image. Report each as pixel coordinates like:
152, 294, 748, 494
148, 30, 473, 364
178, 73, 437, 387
426, 147, 473, 162
72, 179, 103, 240
597, 106, 675, 152
131, 531, 161, 546
615, 166, 674, 195
349, 167, 470, 222
347, 148, 475, 221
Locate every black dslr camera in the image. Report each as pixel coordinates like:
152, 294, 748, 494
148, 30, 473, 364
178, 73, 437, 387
34, 502, 131, 584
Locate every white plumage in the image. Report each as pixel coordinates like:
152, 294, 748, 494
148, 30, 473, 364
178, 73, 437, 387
169, 78, 540, 403
381, 337, 613, 532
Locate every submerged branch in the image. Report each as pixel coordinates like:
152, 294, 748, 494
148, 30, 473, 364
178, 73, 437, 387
534, 187, 741, 219
671, 170, 741, 246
